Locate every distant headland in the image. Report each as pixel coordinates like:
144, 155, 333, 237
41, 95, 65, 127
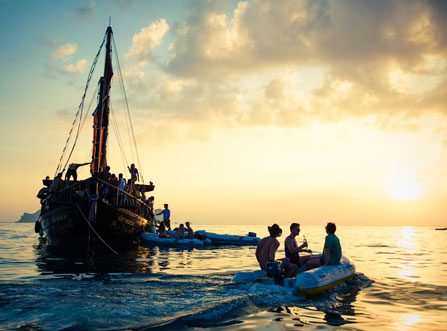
16, 210, 40, 223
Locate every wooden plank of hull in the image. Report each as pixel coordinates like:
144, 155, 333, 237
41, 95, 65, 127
39, 201, 148, 247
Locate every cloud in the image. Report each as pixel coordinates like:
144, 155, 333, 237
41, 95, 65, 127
73, 0, 96, 17
113, 0, 446, 144
166, 0, 447, 76
64, 59, 89, 74
157, 0, 446, 122
52, 43, 77, 60
127, 19, 170, 59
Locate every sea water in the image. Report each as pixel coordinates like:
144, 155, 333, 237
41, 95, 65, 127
0, 223, 446, 330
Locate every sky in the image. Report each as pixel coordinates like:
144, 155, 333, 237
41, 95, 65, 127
0, 0, 446, 226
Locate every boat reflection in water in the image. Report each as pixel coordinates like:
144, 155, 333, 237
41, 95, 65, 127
34, 243, 155, 276
33, 242, 203, 276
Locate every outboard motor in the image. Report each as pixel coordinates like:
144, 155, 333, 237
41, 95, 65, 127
266, 261, 285, 286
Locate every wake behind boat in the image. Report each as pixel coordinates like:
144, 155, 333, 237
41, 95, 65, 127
35, 25, 155, 248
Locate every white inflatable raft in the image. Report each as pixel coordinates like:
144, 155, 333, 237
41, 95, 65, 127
233, 256, 355, 296
195, 230, 260, 246
140, 232, 211, 248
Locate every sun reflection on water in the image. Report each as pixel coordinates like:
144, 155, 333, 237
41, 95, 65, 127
396, 227, 419, 282
403, 314, 421, 325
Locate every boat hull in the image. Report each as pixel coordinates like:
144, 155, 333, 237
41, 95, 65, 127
140, 232, 211, 248
195, 230, 260, 246
39, 200, 148, 247
232, 256, 355, 296
293, 257, 355, 296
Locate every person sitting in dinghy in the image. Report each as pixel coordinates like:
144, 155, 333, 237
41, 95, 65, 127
320, 222, 342, 266
158, 221, 168, 238
185, 222, 194, 238
174, 224, 185, 239
256, 224, 298, 278
285, 223, 311, 268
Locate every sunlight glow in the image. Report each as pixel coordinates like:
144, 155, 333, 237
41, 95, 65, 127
390, 182, 423, 201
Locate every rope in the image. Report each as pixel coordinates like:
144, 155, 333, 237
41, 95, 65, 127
75, 203, 118, 255
80, 84, 99, 133
112, 35, 145, 184
109, 101, 129, 173
55, 33, 107, 176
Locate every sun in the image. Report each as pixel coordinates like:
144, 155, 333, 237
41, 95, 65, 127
390, 182, 423, 201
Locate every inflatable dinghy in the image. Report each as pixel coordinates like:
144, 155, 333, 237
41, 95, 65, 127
195, 230, 260, 246
140, 232, 211, 248
233, 256, 355, 296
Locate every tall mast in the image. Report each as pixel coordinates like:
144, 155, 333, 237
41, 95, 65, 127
91, 26, 114, 176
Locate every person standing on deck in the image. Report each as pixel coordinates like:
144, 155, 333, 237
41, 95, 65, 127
117, 173, 126, 202
156, 204, 171, 230
65, 162, 90, 181
49, 173, 65, 192
127, 163, 139, 194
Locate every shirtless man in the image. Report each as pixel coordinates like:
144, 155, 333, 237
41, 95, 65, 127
256, 223, 282, 270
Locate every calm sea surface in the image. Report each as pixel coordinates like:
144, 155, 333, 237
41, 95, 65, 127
0, 223, 446, 330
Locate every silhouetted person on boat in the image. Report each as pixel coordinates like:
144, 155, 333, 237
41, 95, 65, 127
256, 224, 282, 270
256, 223, 297, 278
175, 224, 185, 239
128, 163, 139, 194
118, 173, 126, 202
109, 173, 119, 201
99, 166, 111, 181
49, 172, 65, 192
320, 222, 342, 266
158, 221, 168, 238
65, 162, 90, 181
156, 204, 171, 230
285, 223, 320, 272
185, 221, 194, 238
37, 186, 49, 203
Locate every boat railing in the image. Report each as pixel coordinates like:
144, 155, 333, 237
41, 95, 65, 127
95, 178, 154, 219
43, 177, 154, 220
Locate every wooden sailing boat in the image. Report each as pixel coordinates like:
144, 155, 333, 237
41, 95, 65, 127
36, 25, 155, 248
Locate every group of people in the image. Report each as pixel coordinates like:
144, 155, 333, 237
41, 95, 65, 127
256, 222, 342, 278
154, 203, 196, 240
37, 163, 158, 214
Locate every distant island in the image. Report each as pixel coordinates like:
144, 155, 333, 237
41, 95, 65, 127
16, 210, 40, 223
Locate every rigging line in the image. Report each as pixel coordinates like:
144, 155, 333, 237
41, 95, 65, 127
55, 33, 107, 176
63, 34, 107, 172
112, 35, 145, 183
109, 101, 129, 173
112, 38, 136, 168
80, 83, 99, 134
75, 203, 118, 255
